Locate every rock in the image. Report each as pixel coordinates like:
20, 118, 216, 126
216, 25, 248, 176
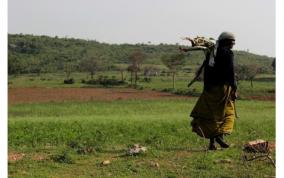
126, 144, 147, 156
150, 161, 160, 168
101, 160, 111, 166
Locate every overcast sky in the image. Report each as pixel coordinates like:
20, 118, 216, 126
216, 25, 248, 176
8, 0, 275, 57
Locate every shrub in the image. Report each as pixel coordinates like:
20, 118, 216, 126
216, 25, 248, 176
51, 150, 74, 164
68, 140, 95, 154
142, 77, 151, 82
161, 88, 175, 93
64, 78, 75, 84
85, 77, 126, 86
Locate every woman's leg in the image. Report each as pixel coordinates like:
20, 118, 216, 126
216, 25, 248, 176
215, 134, 229, 148
209, 138, 217, 150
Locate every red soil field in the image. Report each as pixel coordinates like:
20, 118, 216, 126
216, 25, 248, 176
8, 88, 190, 104
8, 88, 274, 104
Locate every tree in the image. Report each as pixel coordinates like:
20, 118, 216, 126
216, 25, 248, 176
27, 56, 41, 75
64, 62, 73, 80
162, 53, 186, 89
80, 57, 101, 79
127, 51, 146, 87
8, 54, 25, 75
235, 64, 258, 87
246, 64, 258, 88
271, 58, 276, 72
143, 65, 160, 82
116, 65, 126, 81
127, 65, 135, 85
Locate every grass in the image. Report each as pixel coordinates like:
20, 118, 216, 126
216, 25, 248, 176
8, 70, 275, 177
9, 99, 275, 177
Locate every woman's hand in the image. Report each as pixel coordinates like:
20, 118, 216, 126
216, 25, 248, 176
231, 90, 238, 101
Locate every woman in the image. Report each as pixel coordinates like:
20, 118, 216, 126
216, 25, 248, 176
190, 32, 237, 150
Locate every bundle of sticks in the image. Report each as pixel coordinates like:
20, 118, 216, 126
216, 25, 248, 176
179, 36, 216, 53
179, 36, 217, 88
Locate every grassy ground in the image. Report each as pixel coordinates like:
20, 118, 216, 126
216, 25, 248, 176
8, 71, 275, 177
9, 99, 275, 177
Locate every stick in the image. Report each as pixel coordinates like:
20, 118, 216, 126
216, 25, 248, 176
187, 58, 207, 88
233, 101, 239, 119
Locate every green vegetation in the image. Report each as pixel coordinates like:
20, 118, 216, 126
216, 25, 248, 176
162, 53, 187, 89
9, 99, 275, 177
8, 33, 275, 177
8, 34, 274, 75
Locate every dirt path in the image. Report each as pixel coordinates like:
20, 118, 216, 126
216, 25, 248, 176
246, 95, 275, 101
8, 88, 190, 104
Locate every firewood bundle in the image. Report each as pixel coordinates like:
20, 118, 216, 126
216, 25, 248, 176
183, 36, 216, 49
243, 139, 270, 153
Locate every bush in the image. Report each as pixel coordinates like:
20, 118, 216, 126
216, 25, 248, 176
68, 140, 95, 155
64, 78, 75, 84
257, 66, 272, 74
160, 88, 200, 97
161, 88, 175, 93
51, 150, 74, 164
174, 89, 188, 95
174, 88, 200, 96
85, 76, 126, 86
136, 85, 144, 90
142, 77, 151, 82
235, 64, 258, 81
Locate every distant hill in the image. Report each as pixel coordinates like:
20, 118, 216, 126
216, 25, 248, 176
8, 34, 274, 74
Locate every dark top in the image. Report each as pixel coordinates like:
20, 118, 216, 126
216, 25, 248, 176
203, 47, 237, 90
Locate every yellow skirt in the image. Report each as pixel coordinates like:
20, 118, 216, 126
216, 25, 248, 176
190, 85, 235, 138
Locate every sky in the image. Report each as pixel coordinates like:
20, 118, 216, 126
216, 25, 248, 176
8, 0, 275, 56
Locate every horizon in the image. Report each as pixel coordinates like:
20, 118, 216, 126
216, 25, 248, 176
8, 32, 274, 58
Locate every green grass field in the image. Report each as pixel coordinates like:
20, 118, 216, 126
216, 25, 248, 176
9, 98, 275, 177
8, 71, 275, 177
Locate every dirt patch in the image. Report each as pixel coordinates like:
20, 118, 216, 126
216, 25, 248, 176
8, 152, 25, 162
32, 153, 49, 161
174, 150, 193, 158
8, 88, 190, 104
8, 152, 49, 162
246, 95, 275, 101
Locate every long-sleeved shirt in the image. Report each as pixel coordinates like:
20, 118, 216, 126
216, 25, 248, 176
203, 47, 237, 90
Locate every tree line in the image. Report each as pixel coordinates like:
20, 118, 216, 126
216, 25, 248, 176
8, 34, 275, 88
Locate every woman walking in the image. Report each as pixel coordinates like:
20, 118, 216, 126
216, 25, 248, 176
190, 32, 237, 150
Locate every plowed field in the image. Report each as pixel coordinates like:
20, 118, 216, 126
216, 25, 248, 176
8, 88, 189, 104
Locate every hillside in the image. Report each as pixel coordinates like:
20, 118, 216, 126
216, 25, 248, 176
8, 34, 274, 74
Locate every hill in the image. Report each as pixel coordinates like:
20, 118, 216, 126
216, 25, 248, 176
8, 34, 274, 74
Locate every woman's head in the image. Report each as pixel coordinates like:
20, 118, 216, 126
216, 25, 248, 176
218, 32, 236, 49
